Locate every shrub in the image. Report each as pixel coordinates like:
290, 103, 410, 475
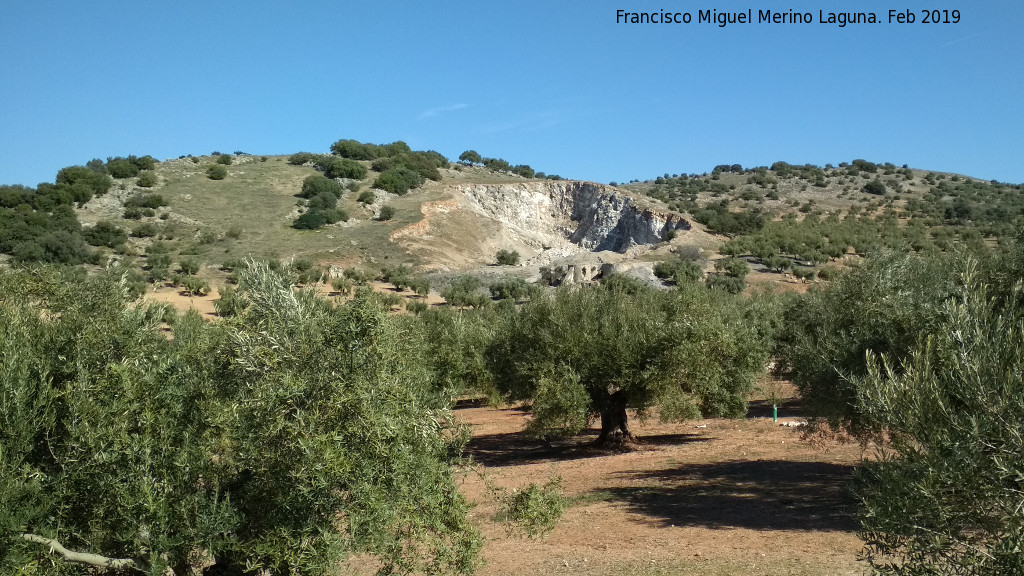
84, 221, 127, 248
307, 191, 339, 211
330, 139, 380, 160
357, 190, 376, 204
495, 249, 520, 266
321, 208, 349, 224
136, 170, 158, 187
179, 257, 201, 275
216, 154, 233, 165
324, 157, 368, 180
226, 224, 243, 239
705, 274, 745, 294
177, 274, 210, 296
125, 193, 167, 209
489, 277, 535, 301
816, 266, 838, 281
511, 164, 535, 178
864, 180, 887, 195
442, 275, 489, 308
300, 174, 344, 199
106, 158, 140, 178
56, 165, 113, 197
288, 152, 317, 165
715, 257, 750, 278
123, 207, 144, 220
206, 165, 227, 180
483, 158, 511, 172
406, 299, 428, 314
491, 475, 568, 538
343, 267, 375, 284
792, 267, 816, 281
377, 205, 396, 221
131, 222, 158, 238
374, 167, 423, 195
293, 211, 329, 230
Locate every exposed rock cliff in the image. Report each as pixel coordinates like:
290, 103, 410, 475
457, 181, 688, 254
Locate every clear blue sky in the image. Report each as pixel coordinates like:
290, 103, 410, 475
2, 1, 1021, 187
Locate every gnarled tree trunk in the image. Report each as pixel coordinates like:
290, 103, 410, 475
595, 390, 633, 447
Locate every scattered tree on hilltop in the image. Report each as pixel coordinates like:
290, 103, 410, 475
459, 150, 482, 165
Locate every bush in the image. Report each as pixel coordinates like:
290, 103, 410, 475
293, 211, 329, 230
288, 152, 317, 165
131, 222, 158, 238
300, 174, 344, 199
216, 154, 233, 165
715, 257, 750, 278
125, 193, 167, 209
56, 165, 113, 198
489, 277, 535, 301
307, 191, 339, 211
105, 158, 140, 178
343, 267, 375, 284
206, 165, 227, 180
442, 275, 489, 308
377, 205, 396, 221
705, 274, 745, 294
864, 180, 887, 195
179, 257, 201, 275
374, 167, 423, 195
495, 249, 520, 266
491, 475, 568, 538
406, 299, 428, 314
792, 267, 816, 281
177, 275, 210, 296
83, 221, 127, 248
330, 139, 380, 160
358, 190, 376, 204
324, 157, 368, 180
321, 208, 349, 224
136, 170, 158, 187
511, 165, 535, 178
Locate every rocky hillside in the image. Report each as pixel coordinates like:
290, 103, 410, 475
460, 181, 689, 253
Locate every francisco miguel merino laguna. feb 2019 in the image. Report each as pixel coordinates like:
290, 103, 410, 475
614, 8, 962, 27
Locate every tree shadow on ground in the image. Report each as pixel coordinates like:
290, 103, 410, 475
465, 427, 710, 467
601, 460, 858, 532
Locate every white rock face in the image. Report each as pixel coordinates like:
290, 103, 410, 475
458, 181, 688, 254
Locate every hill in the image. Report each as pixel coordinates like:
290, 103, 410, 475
3, 142, 1022, 313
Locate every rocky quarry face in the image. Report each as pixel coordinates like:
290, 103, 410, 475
458, 181, 689, 255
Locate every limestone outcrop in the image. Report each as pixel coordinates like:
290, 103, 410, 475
457, 181, 688, 254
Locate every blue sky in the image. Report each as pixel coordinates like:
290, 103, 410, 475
1, 1, 1021, 186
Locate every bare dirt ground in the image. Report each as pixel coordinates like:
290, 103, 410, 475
457, 389, 870, 576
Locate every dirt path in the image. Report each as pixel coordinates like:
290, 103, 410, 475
457, 403, 869, 576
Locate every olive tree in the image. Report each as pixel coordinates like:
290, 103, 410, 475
0, 263, 480, 576
773, 251, 958, 435
854, 263, 1024, 575
486, 284, 769, 445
